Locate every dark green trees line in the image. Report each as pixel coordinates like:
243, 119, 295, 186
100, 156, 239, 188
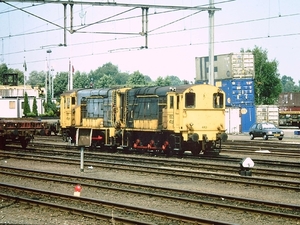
1, 46, 300, 108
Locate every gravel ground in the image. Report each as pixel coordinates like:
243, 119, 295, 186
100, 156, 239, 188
0, 155, 299, 225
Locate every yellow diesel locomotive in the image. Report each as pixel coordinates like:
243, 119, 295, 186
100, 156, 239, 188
60, 84, 227, 156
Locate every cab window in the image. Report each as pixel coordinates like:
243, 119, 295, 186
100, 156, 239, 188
72, 97, 76, 105
213, 93, 224, 108
169, 96, 174, 109
185, 93, 195, 108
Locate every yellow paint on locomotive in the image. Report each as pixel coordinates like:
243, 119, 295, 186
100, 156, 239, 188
163, 84, 226, 142
113, 87, 131, 125
61, 84, 227, 152
82, 118, 104, 128
133, 119, 159, 130
60, 91, 78, 129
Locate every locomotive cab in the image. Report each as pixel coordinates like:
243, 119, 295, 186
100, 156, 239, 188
163, 85, 226, 156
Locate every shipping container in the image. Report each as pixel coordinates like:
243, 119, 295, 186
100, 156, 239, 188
195, 52, 255, 82
278, 92, 300, 107
217, 79, 255, 106
225, 107, 241, 134
240, 105, 256, 133
256, 105, 279, 126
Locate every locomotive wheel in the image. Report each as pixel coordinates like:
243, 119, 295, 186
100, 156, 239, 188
0, 137, 6, 149
191, 149, 200, 156
21, 138, 30, 149
166, 149, 173, 157
125, 132, 132, 147
190, 142, 200, 156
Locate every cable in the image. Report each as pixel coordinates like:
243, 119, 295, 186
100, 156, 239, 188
5, 31, 300, 69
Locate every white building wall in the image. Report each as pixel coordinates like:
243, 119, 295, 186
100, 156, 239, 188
0, 99, 19, 118
0, 98, 45, 118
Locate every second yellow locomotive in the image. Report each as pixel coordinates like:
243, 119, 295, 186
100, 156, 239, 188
60, 84, 227, 156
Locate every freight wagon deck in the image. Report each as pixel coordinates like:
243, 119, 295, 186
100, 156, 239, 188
0, 118, 47, 148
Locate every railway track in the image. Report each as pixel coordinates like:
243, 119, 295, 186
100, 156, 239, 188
30, 136, 300, 163
33, 136, 300, 158
1, 183, 230, 225
222, 140, 300, 158
3, 142, 300, 178
1, 166, 299, 224
0, 147, 299, 191
1, 138, 300, 224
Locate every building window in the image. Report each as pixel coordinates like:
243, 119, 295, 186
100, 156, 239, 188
9, 101, 16, 109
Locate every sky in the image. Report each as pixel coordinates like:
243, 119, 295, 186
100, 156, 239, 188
0, 0, 299, 83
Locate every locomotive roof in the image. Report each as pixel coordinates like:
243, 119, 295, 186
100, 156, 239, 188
60, 88, 85, 96
90, 88, 114, 97
129, 84, 195, 96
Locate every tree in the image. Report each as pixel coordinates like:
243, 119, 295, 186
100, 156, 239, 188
23, 92, 31, 117
89, 63, 119, 86
0, 64, 26, 86
53, 72, 69, 98
167, 75, 182, 86
114, 72, 130, 85
95, 74, 115, 88
27, 71, 46, 87
144, 75, 153, 84
0, 63, 9, 84
73, 71, 90, 88
155, 76, 171, 86
281, 75, 300, 92
127, 71, 147, 86
32, 97, 38, 116
246, 46, 282, 104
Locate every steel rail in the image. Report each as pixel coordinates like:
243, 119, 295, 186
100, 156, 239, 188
1, 165, 300, 219
0, 183, 234, 225
0, 151, 299, 191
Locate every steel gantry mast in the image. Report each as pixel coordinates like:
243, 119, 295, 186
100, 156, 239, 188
208, 0, 215, 86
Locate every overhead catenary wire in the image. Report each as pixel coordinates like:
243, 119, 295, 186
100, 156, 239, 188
0, 0, 299, 71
